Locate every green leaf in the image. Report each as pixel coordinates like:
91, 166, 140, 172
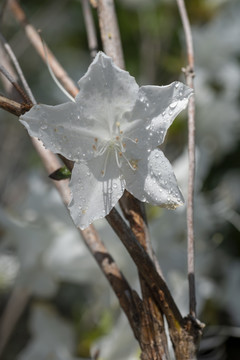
49, 166, 71, 181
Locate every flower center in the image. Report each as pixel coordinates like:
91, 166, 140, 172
92, 121, 138, 176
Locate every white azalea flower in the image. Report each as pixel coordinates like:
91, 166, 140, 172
20, 52, 192, 229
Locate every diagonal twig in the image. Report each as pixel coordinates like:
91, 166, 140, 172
0, 65, 31, 104
176, 0, 196, 318
8, 0, 79, 98
0, 32, 36, 104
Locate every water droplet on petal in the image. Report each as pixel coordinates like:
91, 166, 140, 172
113, 183, 118, 189
155, 152, 159, 158
175, 82, 179, 89
169, 101, 178, 110
41, 123, 47, 130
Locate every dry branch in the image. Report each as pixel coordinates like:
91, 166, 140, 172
176, 0, 197, 318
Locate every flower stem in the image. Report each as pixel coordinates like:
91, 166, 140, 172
176, 0, 196, 318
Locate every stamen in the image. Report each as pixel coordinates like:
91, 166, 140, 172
121, 152, 137, 171
123, 136, 139, 144
97, 142, 109, 156
101, 149, 110, 176
115, 148, 122, 168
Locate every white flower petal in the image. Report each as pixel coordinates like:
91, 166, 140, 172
124, 148, 184, 208
20, 102, 100, 161
69, 153, 125, 229
124, 82, 193, 151
76, 52, 139, 131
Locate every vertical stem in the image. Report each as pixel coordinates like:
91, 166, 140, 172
97, 0, 125, 68
81, 0, 98, 59
176, 0, 196, 317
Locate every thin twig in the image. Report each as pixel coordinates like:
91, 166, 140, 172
81, 0, 98, 59
0, 94, 31, 115
176, 0, 196, 317
0, 32, 36, 104
9, 0, 79, 98
0, 65, 31, 104
97, 0, 125, 68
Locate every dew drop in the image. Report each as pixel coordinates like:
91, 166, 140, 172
169, 110, 173, 116
162, 111, 166, 117
113, 183, 118, 189
87, 172, 91, 176
169, 101, 178, 110
175, 82, 179, 89
155, 152, 159, 158
41, 123, 47, 130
